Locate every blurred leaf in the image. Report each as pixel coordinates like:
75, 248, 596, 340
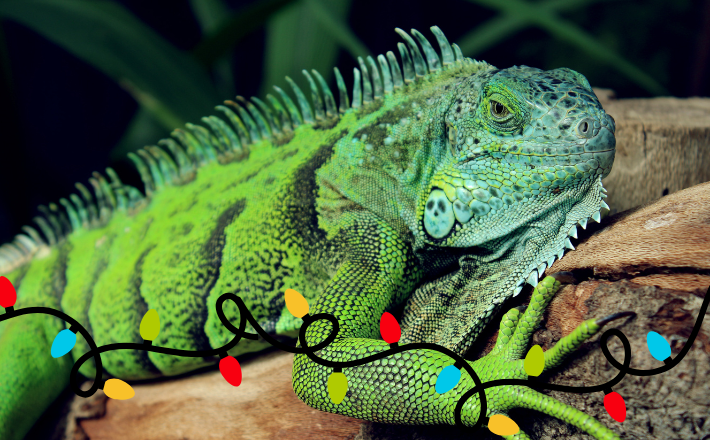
462, 0, 667, 95
541, 0, 617, 12
189, 0, 231, 32
305, 0, 370, 60
111, 107, 168, 161
457, 0, 614, 56
457, 15, 528, 57
114, 0, 237, 165
0, 0, 221, 129
188, 0, 235, 98
261, 0, 353, 98
192, 0, 298, 66
119, 78, 183, 129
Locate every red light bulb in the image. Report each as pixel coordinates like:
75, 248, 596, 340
603, 391, 626, 423
219, 355, 242, 387
379, 312, 401, 344
0, 276, 17, 308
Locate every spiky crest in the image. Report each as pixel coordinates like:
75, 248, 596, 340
0, 26, 484, 274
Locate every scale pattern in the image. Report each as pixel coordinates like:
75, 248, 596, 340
0, 26, 618, 440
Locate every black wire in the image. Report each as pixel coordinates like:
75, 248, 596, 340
1, 284, 707, 433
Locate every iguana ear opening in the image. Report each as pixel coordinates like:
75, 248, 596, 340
445, 121, 457, 156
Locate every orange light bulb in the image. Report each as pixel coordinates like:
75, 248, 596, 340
103, 378, 135, 400
488, 414, 519, 436
284, 289, 309, 318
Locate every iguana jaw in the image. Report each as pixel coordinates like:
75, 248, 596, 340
418, 135, 615, 247
423, 175, 610, 316
417, 158, 613, 296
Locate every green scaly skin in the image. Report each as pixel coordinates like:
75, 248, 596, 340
0, 27, 618, 439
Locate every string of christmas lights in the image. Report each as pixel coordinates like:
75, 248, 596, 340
0, 276, 707, 436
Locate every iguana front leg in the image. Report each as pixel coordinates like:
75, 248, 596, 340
293, 212, 460, 424
292, 213, 621, 439
0, 314, 72, 440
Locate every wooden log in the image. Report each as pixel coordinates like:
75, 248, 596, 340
69, 350, 362, 440
595, 90, 710, 214
547, 180, 710, 288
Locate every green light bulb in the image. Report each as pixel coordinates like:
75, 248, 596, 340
140, 309, 160, 341
524, 344, 544, 377
328, 371, 348, 404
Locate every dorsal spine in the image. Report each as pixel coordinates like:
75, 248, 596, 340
0, 26, 482, 275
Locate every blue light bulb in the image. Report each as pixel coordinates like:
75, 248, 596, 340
435, 365, 461, 394
51, 329, 77, 358
646, 331, 671, 362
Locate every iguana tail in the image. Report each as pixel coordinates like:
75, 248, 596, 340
0, 313, 72, 440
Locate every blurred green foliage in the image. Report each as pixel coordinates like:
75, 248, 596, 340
0, 0, 699, 157
0, 0, 704, 245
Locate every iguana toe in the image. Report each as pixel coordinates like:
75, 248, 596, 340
460, 276, 623, 439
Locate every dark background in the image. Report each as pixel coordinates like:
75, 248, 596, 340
0, 0, 708, 245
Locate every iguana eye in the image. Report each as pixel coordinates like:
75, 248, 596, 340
490, 100, 510, 119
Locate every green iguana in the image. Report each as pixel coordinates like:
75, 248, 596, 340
0, 26, 618, 439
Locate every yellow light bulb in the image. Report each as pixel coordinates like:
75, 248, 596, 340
488, 414, 519, 436
524, 344, 544, 377
140, 309, 160, 341
104, 378, 135, 400
284, 289, 309, 318
328, 371, 348, 405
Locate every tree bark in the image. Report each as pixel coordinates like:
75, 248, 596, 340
596, 90, 710, 214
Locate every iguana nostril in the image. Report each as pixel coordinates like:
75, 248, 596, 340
576, 118, 595, 138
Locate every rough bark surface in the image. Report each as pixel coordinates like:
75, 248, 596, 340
595, 91, 710, 214
70, 350, 362, 440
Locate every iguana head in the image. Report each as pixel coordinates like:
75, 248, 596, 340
416, 65, 614, 287
419, 65, 614, 242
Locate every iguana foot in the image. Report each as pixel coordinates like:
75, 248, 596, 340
461, 275, 624, 440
